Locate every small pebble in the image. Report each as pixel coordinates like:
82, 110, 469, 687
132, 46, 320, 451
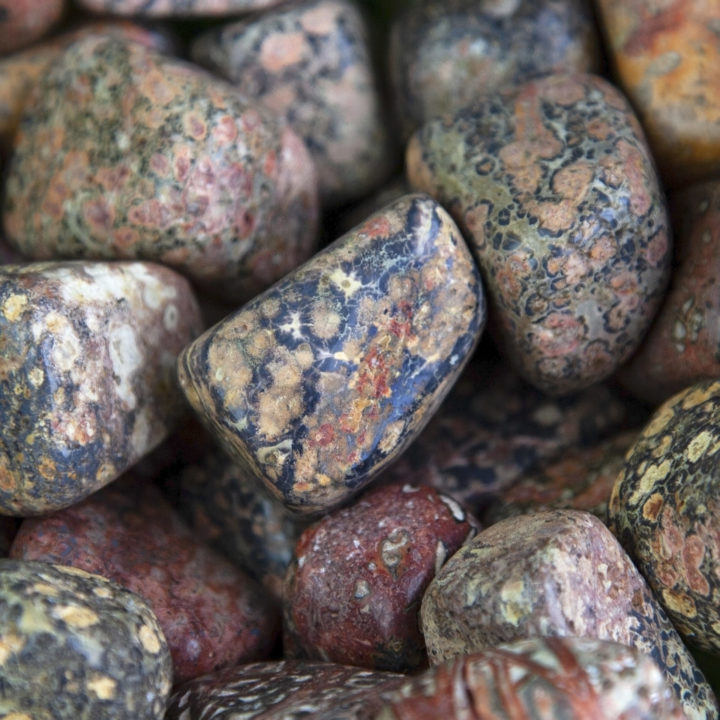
0, 0, 64, 56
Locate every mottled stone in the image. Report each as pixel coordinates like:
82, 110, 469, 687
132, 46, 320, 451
178, 194, 485, 514
0, 261, 202, 515
420, 510, 717, 720
77, 0, 286, 16
284, 483, 478, 671
0, 0, 64, 56
595, 0, 720, 187
618, 180, 720, 404
377, 637, 684, 720
3, 36, 319, 303
10, 477, 279, 683
0, 559, 172, 719
191, 0, 394, 207
407, 72, 671, 395
390, 0, 601, 139
608, 380, 720, 657
166, 660, 406, 720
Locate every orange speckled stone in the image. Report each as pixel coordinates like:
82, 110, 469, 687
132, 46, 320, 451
595, 0, 720, 187
0, 0, 64, 56
77, 0, 286, 17
2, 36, 319, 303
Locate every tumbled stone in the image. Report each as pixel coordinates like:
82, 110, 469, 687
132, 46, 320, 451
594, 0, 720, 187
284, 483, 478, 671
166, 660, 406, 720
376, 637, 684, 720
178, 194, 485, 514
407, 72, 671, 395
390, 0, 601, 139
191, 0, 394, 207
608, 380, 720, 657
618, 180, 720, 404
420, 510, 717, 720
0, 0, 64, 56
0, 559, 172, 719
10, 477, 279, 683
0, 261, 202, 515
2, 36, 319, 303
77, 0, 285, 16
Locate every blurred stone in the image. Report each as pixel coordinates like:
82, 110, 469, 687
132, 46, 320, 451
76, 0, 286, 17
0, 0, 64, 56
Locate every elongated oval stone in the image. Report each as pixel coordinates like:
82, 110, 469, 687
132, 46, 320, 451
76, 0, 285, 17
0, 260, 202, 515
407, 73, 671, 395
0, 560, 172, 719
2, 36, 319, 303
178, 193, 485, 514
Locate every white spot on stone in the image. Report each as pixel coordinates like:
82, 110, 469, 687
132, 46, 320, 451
163, 303, 179, 332
438, 493, 466, 522
354, 579, 371, 600
279, 311, 304, 340
27, 367, 44, 388
329, 267, 362, 297
109, 322, 143, 410
435, 540, 448, 574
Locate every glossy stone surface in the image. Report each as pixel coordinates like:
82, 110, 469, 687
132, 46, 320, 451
0, 261, 202, 515
284, 483, 478, 671
420, 510, 717, 720
618, 180, 720, 404
178, 194, 485, 514
77, 0, 286, 17
2, 36, 319, 303
595, 0, 720, 187
10, 477, 279, 683
166, 660, 406, 720
608, 380, 720, 657
0, 0, 64, 56
376, 637, 684, 720
191, 0, 394, 207
0, 560, 172, 719
407, 72, 671, 395
390, 0, 601, 139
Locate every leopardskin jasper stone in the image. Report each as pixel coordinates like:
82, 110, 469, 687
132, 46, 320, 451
178, 194, 485, 514
594, 0, 720, 187
284, 483, 478, 671
191, 0, 394, 207
77, 0, 285, 17
376, 637, 684, 720
10, 477, 279, 683
618, 180, 720, 405
0, 560, 172, 719
420, 510, 718, 720
166, 660, 406, 720
608, 380, 720, 657
407, 72, 671, 395
390, 0, 601, 139
0, 0, 64, 56
2, 36, 319, 303
0, 261, 202, 515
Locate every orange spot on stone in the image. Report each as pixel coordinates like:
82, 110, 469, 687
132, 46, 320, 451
260, 31, 308, 73
642, 492, 664, 522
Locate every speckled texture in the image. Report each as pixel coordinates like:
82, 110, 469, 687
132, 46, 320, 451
407, 72, 671, 395
608, 380, 720, 657
10, 477, 279, 683
376, 637, 685, 720
0, 559, 172, 719
178, 194, 485, 514
191, 0, 394, 207
2, 36, 319, 303
283, 483, 478, 671
390, 0, 601, 139
166, 660, 406, 720
77, 0, 286, 17
420, 510, 718, 720
595, 0, 720, 187
618, 180, 720, 404
0, 0, 64, 56
0, 260, 202, 515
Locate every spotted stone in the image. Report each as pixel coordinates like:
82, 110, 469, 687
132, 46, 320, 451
0, 560, 172, 719
284, 483, 478, 671
76, 0, 286, 17
594, 0, 720, 188
0, 0, 64, 57
191, 0, 394, 207
390, 0, 601, 139
407, 72, 671, 395
0, 261, 202, 515
420, 510, 718, 720
376, 637, 684, 720
2, 35, 319, 303
608, 380, 720, 657
178, 193, 485, 514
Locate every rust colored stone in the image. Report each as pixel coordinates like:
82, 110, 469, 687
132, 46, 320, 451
0, 0, 64, 56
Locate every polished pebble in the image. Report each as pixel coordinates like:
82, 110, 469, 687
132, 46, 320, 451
407, 72, 671, 395
76, 0, 286, 17
0, 559, 172, 719
178, 193, 485, 514
0, 0, 64, 56
2, 35, 319, 303
420, 509, 718, 720
0, 261, 202, 515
